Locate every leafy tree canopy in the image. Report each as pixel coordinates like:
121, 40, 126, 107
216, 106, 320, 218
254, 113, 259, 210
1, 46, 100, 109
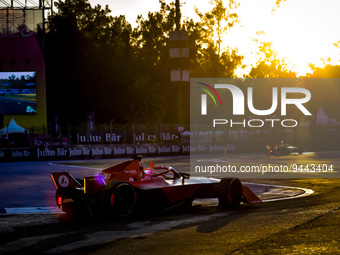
247, 40, 296, 78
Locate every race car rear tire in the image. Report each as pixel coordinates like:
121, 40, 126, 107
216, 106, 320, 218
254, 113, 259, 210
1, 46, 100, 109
101, 181, 137, 217
218, 178, 242, 209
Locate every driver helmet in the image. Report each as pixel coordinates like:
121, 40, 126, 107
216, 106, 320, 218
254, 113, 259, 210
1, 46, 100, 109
144, 168, 156, 176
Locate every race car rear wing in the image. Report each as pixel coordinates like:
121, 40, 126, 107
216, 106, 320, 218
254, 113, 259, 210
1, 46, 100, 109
51, 172, 83, 189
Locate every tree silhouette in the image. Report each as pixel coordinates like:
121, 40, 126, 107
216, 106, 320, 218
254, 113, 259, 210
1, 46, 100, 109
122, 75, 166, 125
45, 0, 136, 126
132, 0, 177, 79
44, 0, 298, 130
193, 0, 243, 77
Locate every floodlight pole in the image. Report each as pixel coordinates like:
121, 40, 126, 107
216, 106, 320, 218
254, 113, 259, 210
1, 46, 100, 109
175, 0, 181, 30
109, 118, 115, 145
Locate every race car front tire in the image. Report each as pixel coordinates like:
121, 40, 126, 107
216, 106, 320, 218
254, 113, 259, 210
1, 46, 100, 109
218, 178, 242, 209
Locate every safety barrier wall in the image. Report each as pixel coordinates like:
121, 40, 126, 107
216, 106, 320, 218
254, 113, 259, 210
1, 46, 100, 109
0, 143, 241, 162
0, 144, 182, 161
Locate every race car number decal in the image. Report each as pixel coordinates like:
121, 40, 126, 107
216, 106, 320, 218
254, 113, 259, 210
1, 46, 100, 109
58, 175, 70, 187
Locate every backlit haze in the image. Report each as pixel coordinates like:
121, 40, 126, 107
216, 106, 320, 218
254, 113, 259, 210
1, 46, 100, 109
88, 0, 340, 77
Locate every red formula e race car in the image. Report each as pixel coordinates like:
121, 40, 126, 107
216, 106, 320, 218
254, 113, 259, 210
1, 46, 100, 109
51, 155, 261, 217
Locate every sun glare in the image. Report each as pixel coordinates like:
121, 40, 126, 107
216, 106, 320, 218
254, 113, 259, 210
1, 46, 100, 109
264, 0, 340, 76
215, 0, 340, 76
91, 0, 340, 77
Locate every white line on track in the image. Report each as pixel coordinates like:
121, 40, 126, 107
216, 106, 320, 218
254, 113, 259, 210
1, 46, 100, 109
243, 182, 314, 203
48, 162, 101, 170
3, 207, 61, 214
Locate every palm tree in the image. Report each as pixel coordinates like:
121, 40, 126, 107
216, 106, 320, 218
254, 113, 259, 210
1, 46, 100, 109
122, 75, 166, 126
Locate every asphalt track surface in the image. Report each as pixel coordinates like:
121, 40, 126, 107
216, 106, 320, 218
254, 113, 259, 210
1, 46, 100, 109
0, 153, 339, 254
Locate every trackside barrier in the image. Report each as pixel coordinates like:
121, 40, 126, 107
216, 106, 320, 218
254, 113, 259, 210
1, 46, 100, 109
0, 143, 240, 162
0, 144, 172, 162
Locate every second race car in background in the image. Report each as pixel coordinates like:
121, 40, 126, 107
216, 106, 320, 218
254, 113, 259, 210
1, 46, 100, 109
266, 141, 304, 156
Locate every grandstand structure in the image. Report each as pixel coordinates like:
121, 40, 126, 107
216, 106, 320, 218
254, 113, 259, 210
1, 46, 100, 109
0, 0, 52, 35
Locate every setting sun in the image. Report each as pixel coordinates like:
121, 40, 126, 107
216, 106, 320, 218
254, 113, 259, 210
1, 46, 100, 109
263, 0, 340, 75
220, 0, 340, 76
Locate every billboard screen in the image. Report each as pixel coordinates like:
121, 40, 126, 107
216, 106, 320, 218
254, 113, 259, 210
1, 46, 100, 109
0, 71, 37, 115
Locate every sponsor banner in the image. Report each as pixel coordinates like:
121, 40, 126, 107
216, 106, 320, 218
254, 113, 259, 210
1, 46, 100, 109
11, 148, 33, 160
135, 144, 155, 155
188, 143, 238, 154
0, 149, 10, 161
74, 129, 184, 145
75, 132, 124, 144
0, 143, 243, 162
36, 147, 68, 160
68, 145, 92, 159
68, 146, 84, 159
0, 148, 35, 161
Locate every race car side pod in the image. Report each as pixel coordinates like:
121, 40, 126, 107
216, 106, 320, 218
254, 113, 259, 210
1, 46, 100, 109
241, 184, 262, 204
